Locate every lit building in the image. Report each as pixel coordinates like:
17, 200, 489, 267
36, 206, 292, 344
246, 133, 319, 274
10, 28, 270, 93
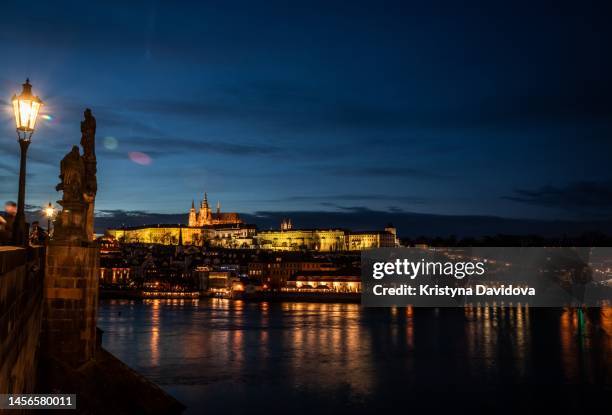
285, 269, 361, 293
385, 223, 399, 246
193, 266, 212, 291
106, 202, 399, 251
256, 229, 347, 251
106, 224, 398, 251
248, 259, 337, 289
188, 193, 242, 227
207, 271, 233, 293
99, 266, 131, 286
280, 218, 293, 230
106, 223, 257, 248
347, 230, 397, 250
204, 225, 256, 249
257, 227, 398, 251
97, 235, 121, 253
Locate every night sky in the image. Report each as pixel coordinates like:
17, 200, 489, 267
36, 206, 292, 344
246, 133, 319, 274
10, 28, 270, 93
1, 1, 611, 234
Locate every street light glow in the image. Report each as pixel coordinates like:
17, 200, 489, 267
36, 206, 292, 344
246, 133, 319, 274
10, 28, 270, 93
45, 202, 55, 218
12, 78, 43, 138
10, 79, 43, 244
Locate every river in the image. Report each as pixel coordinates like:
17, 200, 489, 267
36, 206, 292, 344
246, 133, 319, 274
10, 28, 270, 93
98, 299, 612, 414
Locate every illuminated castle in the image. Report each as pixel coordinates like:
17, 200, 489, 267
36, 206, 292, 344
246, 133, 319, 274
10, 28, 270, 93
107, 197, 399, 251
280, 218, 293, 230
188, 193, 243, 227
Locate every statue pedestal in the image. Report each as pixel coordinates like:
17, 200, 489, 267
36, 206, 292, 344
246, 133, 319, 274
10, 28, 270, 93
42, 244, 99, 367
53, 200, 87, 243
41, 108, 99, 368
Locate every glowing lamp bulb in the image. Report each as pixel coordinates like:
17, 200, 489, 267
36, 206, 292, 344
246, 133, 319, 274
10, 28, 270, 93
12, 79, 43, 140
45, 202, 55, 218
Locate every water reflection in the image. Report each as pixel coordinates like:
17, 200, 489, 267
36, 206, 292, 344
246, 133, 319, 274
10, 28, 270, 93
150, 299, 160, 366
98, 301, 612, 414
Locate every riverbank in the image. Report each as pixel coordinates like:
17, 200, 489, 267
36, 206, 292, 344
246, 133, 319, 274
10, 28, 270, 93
100, 289, 360, 303
249, 291, 360, 303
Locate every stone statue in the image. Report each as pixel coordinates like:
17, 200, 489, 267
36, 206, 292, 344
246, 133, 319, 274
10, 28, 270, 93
80, 109, 97, 240
80, 108, 96, 161
56, 146, 85, 203
52, 109, 98, 244
53, 146, 87, 243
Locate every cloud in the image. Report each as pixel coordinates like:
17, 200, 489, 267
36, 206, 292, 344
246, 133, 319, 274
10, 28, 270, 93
91, 108, 165, 137
504, 181, 612, 217
94, 209, 185, 231
2, 1, 611, 141
327, 166, 448, 179
119, 79, 455, 137
277, 194, 426, 203
317, 203, 373, 212
110, 136, 283, 157
119, 76, 612, 141
0, 161, 18, 175
0, 144, 62, 168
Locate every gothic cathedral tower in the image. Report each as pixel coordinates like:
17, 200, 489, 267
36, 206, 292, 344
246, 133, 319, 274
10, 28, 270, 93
198, 193, 211, 226
186, 192, 243, 227
188, 200, 197, 227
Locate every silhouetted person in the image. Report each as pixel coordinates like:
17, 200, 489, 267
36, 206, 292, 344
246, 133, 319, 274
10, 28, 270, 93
0, 201, 17, 244
29, 220, 48, 246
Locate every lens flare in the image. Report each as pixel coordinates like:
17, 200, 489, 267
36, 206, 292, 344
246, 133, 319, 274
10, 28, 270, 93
128, 151, 152, 165
104, 136, 118, 150
39, 113, 58, 125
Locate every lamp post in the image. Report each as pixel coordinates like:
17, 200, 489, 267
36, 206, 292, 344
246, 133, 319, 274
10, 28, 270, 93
11, 79, 43, 246
45, 202, 55, 235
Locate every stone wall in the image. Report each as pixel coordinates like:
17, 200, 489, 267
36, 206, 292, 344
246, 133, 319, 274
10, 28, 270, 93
42, 245, 99, 367
0, 246, 45, 394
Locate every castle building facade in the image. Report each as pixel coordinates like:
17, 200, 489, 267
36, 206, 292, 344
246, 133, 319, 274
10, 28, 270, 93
255, 221, 398, 252
106, 196, 400, 251
188, 193, 243, 227
107, 224, 257, 248
106, 223, 398, 251
256, 227, 397, 252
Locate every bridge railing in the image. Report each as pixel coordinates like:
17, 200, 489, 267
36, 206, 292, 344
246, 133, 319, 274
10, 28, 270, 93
0, 246, 45, 394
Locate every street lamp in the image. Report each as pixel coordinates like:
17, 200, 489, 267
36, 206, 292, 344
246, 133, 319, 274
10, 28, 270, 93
45, 202, 55, 235
11, 79, 43, 245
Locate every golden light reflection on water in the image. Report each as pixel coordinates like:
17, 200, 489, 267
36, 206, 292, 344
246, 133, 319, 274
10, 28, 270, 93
515, 304, 526, 371
482, 304, 495, 366
558, 306, 605, 383
150, 299, 160, 366
279, 301, 374, 395
406, 306, 414, 350
601, 307, 612, 361
464, 303, 533, 378
99, 299, 612, 398
259, 302, 270, 357
559, 308, 577, 380
601, 306, 612, 335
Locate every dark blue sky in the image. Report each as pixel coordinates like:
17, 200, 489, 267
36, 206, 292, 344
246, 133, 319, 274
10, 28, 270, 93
1, 0, 611, 230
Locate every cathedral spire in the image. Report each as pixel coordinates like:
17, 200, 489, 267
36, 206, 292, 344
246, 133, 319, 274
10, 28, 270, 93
188, 192, 243, 228
188, 200, 197, 226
